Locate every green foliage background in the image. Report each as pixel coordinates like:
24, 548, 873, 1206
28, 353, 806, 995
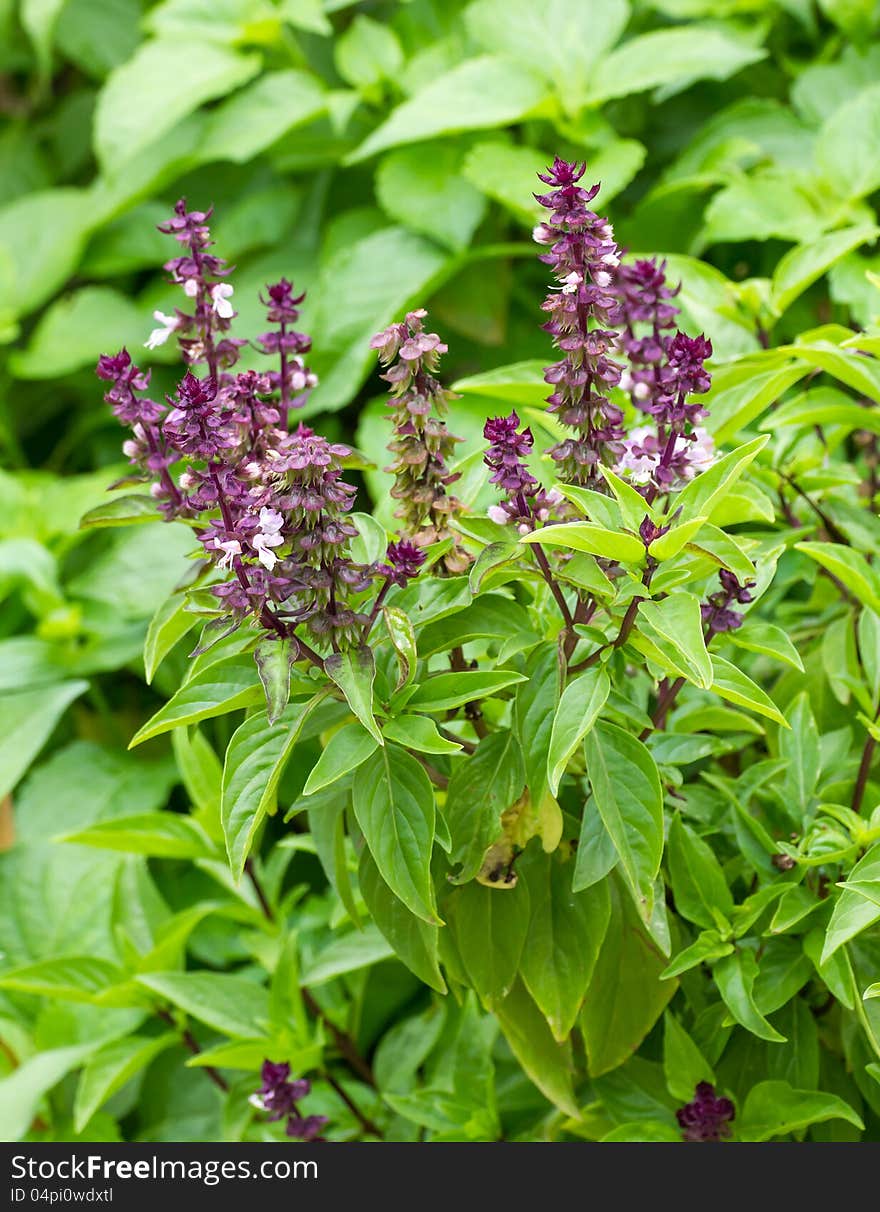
3, 0, 880, 1144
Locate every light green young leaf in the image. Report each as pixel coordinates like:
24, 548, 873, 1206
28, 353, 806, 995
710, 655, 788, 726
57, 813, 217, 859
727, 622, 804, 672
376, 144, 486, 251
74, 1033, 178, 1133
136, 971, 269, 1038
129, 656, 262, 746
667, 813, 734, 929
303, 722, 378, 795
521, 521, 645, 564
738, 1080, 863, 1141
407, 669, 526, 713
771, 224, 878, 316
382, 715, 462, 755
494, 980, 579, 1116
546, 667, 610, 795
198, 69, 326, 165
675, 435, 769, 521
637, 594, 713, 689
795, 542, 880, 615
714, 951, 786, 1043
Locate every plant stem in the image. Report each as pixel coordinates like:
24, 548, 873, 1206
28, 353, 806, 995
245, 857, 275, 920
777, 470, 848, 545
531, 541, 575, 631
852, 702, 880, 814
156, 1008, 229, 1093
321, 1069, 383, 1139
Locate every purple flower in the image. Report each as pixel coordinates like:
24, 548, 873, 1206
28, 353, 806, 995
381, 539, 427, 586
251, 1061, 327, 1140
483, 411, 558, 527
372, 310, 469, 574
534, 158, 625, 486
638, 516, 669, 547
616, 257, 680, 413
257, 279, 317, 422
617, 425, 716, 491
676, 1082, 735, 1142
286, 1115, 329, 1142
701, 569, 755, 634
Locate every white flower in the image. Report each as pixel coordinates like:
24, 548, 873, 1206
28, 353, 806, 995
213, 538, 242, 570
616, 426, 657, 486
248, 1094, 267, 1111
179, 471, 196, 490
150, 482, 164, 499
601, 251, 620, 267
618, 369, 633, 394
560, 272, 581, 295
487, 504, 509, 525
594, 270, 612, 288
183, 279, 199, 298
517, 522, 531, 536
532, 223, 554, 245
211, 283, 235, 318
144, 310, 178, 350
633, 381, 651, 402
251, 507, 284, 570
122, 439, 139, 459
683, 427, 716, 478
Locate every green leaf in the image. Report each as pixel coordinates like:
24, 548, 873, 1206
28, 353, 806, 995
519, 848, 611, 1040
57, 812, 216, 859
13, 288, 151, 380
727, 622, 804, 672
407, 669, 526, 713
521, 521, 645, 564
382, 605, 417, 692
0, 188, 92, 320
0, 680, 88, 798
546, 667, 610, 795
334, 13, 402, 91
587, 26, 765, 103
468, 541, 521, 593
581, 879, 676, 1076
130, 655, 262, 746
348, 56, 549, 162
254, 637, 294, 725
494, 980, 579, 1117
675, 435, 769, 521
445, 731, 526, 884
222, 694, 325, 878
823, 843, 880, 961
815, 82, 880, 202
647, 517, 707, 561
661, 930, 734, 979
769, 389, 880, 437
709, 655, 788, 726
136, 970, 268, 1038
309, 226, 448, 413
144, 593, 200, 684
353, 745, 437, 923
779, 692, 820, 813
585, 722, 664, 915
79, 493, 162, 530
465, 0, 629, 108
0, 956, 127, 1004
0, 1044, 99, 1143
417, 594, 535, 657
94, 39, 261, 172
771, 224, 878, 315
74, 1033, 177, 1133
794, 542, 880, 615
303, 722, 378, 795
637, 594, 713, 689
382, 714, 462, 755
376, 144, 486, 252
300, 924, 395, 985
738, 1081, 863, 1141
663, 1012, 715, 1102
324, 646, 383, 745
198, 69, 326, 165
714, 951, 786, 1043
446, 878, 530, 1008
667, 813, 733, 929
452, 358, 546, 405
358, 850, 446, 993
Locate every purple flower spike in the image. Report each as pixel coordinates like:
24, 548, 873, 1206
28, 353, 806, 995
701, 569, 755, 634
252, 1060, 328, 1141
372, 309, 469, 574
483, 411, 559, 527
257, 279, 317, 421
616, 257, 681, 414
381, 539, 427, 586
534, 158, 625, 486
676, 1082, 735, 1142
